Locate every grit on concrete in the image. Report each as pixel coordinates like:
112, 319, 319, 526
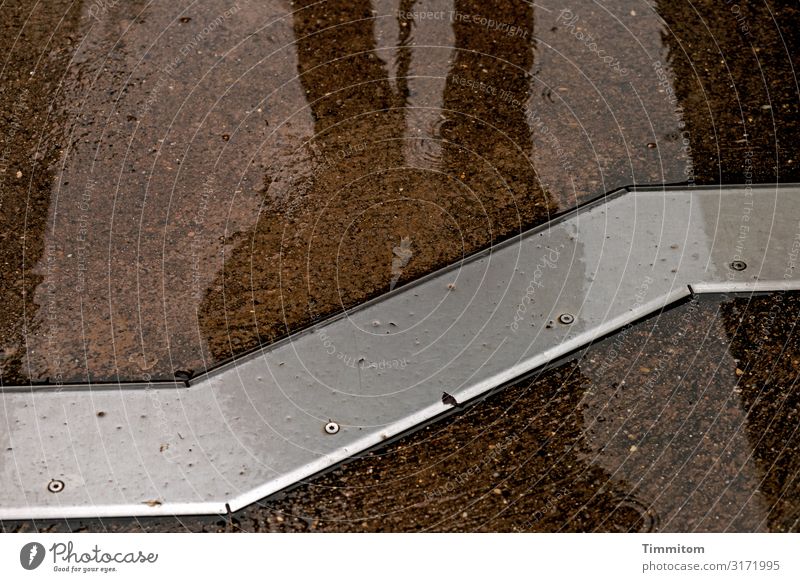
1, 0, 799, 531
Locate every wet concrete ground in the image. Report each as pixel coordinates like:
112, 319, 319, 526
2, 0, 800, 531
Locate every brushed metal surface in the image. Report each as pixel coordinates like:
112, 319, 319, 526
2, 184, 799, 519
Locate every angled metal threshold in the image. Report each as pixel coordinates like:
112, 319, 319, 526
2, 184, 799, 520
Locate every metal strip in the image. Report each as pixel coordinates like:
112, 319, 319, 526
2, 184, 799, 519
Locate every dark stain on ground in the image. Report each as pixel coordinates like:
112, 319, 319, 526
659, 0, 800, 184
0, 0, 84, 382
1, 0, 799, 532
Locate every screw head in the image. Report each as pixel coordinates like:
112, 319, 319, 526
730, 260, 747, 272
558, 313, 575, 325
47, 479, 64, 493
324, 421, 340, 435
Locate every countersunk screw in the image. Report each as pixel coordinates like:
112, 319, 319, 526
324, 421, 340, 435
558, 313, 575, 325
730, 261, 747, 272
47, 479, 64, 493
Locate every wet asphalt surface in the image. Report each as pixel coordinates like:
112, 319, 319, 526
1, 0, 800, 531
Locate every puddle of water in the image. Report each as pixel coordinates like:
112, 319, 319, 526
2, 0, 799, 508
3, 0, 710, 384
2, 0, 798, 533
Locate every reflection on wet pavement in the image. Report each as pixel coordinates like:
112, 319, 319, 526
659, 0, 800, 184
1, 0, 799, 531
1, 0, 732, 383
